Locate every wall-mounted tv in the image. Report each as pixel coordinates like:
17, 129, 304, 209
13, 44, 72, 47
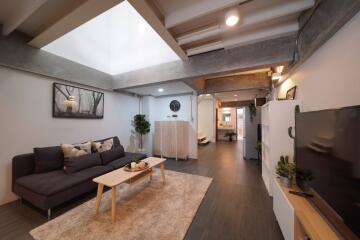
296, 105, 360, 240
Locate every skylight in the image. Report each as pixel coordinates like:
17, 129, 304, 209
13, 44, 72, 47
42, 1, 180, 75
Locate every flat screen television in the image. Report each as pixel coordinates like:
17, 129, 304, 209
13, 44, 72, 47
296, 105, 360, 240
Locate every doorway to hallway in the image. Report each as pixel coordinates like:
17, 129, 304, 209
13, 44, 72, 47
237, 108, 244, 140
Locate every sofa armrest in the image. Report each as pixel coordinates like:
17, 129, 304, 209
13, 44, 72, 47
12, 153, 35, 191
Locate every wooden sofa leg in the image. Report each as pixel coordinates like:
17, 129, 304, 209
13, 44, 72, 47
47, 209, 51, 220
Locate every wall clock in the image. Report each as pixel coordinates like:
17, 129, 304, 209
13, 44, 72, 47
170, 100, 181, 112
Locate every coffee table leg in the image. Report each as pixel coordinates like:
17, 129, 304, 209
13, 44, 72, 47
111, 186, 116, 223
160, 163, 165, 183
95, 184, 104, 215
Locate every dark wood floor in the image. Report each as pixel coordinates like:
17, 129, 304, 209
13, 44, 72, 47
0, 141, 283, 240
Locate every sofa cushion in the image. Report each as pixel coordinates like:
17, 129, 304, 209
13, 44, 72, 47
107, 152, 146, 169
15, 165, 113, 196
100, 146, 125, 165
64, 153, 101, 174
34, 146, 64, 173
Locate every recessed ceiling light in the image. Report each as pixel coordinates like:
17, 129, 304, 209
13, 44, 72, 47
206, 94, 211, 96
158, 88, 164, 92
225, 10, 239, 27
233, 94, 238, 97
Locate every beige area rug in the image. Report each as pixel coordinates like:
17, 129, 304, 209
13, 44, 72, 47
30, 169, 212, 240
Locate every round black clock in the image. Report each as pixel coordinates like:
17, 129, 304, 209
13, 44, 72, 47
170, 100, 181, 112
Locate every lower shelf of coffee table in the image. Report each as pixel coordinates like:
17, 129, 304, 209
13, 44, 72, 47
125, 169, 153, 185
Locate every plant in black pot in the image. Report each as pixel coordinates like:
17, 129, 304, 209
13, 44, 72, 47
276, 156, 295, 188
132, 114, 151, 151
224, 132, 237, 142
296, 168, 314, 192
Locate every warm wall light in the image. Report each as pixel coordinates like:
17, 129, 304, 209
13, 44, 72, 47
225, 9, 239, 27
276, 65, 284, 73
272, 72, 282, 81
158, 88, 164, 92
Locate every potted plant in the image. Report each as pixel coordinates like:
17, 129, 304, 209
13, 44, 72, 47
276, 156, 295, 188
296, 168, 314, 192
133, 114, 151, 151
224, 132, 237, 141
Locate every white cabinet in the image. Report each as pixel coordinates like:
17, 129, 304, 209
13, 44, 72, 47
261, 100, 301, 196
273, 178, 294, 240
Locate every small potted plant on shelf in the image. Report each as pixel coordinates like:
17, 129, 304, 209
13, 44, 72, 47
296, 168, 314, 192
276, 156, 295, 188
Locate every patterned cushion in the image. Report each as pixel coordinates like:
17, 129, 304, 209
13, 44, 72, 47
61, 141, 91, 158
92, 138, 114, 153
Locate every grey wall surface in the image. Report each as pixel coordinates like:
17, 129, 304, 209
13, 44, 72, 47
0, 30, 113, 90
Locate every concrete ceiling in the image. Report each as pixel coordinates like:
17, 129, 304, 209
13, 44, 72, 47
0, 0, 314, 61
148, 0, 315, 56
126, 81, 193, 97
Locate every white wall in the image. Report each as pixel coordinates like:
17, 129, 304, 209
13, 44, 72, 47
276, 11, 360, 112
0, 66, 139, 205
197, 96, 215, 142
140, 94, 198, 159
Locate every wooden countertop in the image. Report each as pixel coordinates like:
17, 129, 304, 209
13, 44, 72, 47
278, 179, 340, 240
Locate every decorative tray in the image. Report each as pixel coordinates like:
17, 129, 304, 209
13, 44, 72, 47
124, 162, 149, 172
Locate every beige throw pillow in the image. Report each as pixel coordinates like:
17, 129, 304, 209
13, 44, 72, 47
61, 141, 91, 158
92, 138, 113, 153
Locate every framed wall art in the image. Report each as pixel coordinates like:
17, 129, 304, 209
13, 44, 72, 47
53, 83, 104, 119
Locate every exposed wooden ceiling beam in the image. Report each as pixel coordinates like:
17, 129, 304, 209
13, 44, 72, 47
28, 0, 122, 48
205, 72, 270, 93
2, 0, 47, 35
128, 0, 188, 61
220, 100, 253, 108
164, 0, 247, 28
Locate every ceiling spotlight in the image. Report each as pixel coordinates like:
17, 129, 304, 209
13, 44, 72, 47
225, 9, 239, 27
233, 94, 238, 97
158, 88, 164, 92
206, 94, 211, 96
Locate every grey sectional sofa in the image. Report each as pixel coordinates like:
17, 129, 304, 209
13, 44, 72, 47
12, 136, 146, 218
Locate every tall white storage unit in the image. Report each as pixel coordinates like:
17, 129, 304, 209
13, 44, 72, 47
261, 100, 301, 196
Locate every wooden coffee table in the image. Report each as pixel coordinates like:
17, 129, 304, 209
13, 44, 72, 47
93, 157, 166, 223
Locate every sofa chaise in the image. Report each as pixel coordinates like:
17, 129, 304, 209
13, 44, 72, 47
12, 136, 146, 219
